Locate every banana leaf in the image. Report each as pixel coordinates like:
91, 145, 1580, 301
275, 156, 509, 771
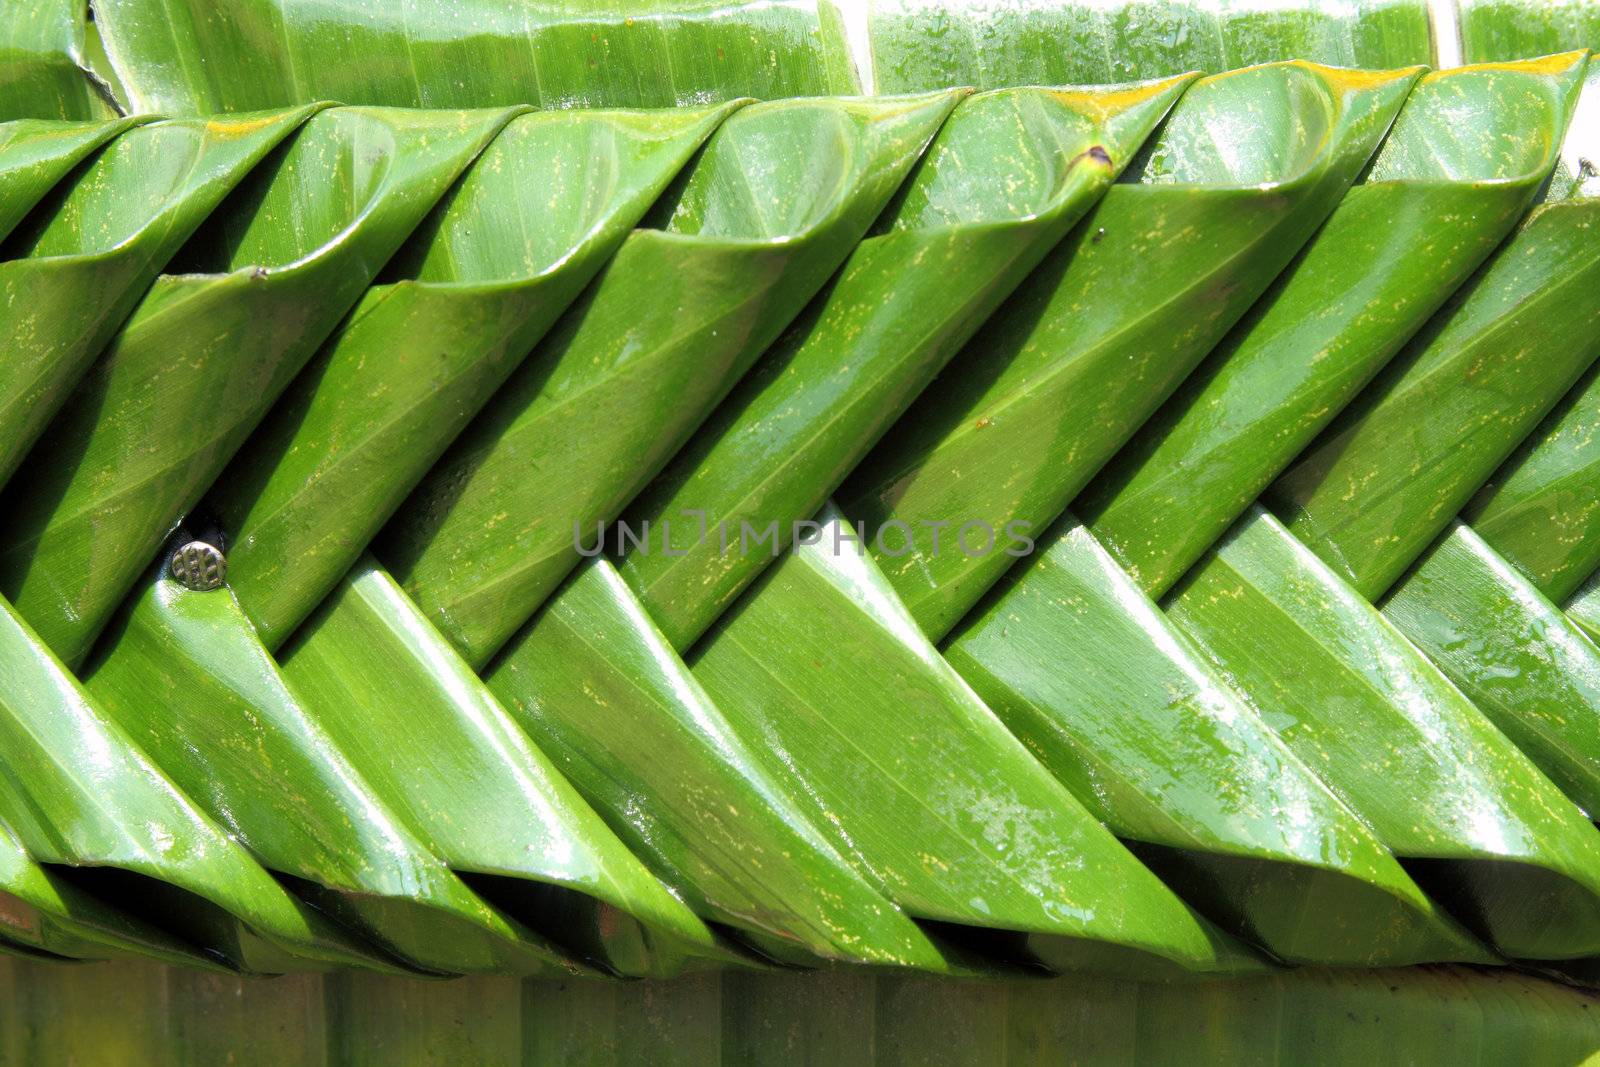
1462, 0, 1600, 62
1567, 574, 1600, 643
0, 106, 314, 496
1167, 508, 1600, 962
486, 558, 957, 972
689, 504, 1263, 978
1079, 55, 1581, 598
1467, 362, 1600, 605
0, 595, 388, 974
0, 105, 513, 667
838, 61, 1416, 641
209, 102, 735, 650
274, 558, 735, 978
0, 0, 112, 120
378, 92, 959, 668
867, 0, 1433, 91
0, 116, 133, 240
82, 563, 597, 978
93, 0, 860, 115
1384, 524, 1600, 819
1266, 57, 1600, 602
616, 77, 1190, 650
944, 513, 1490, 966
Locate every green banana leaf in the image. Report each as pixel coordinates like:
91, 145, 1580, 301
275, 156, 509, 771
1167, 508, 1600, 962
83, 563, 596, 978
209, 102, 735, 650
0, 595, 386, 974
867, 0, 1433, 90
0, 0, 112, 119
615, 78, 1190, 650
379, 92, 959, 668
0, 107, 314, 496
690, 504, 1263, 978
0, 116, 132, 241
945, 513, 1490, 966
1467, 362, 1600, 604
487, 558, 957, 972
0, 105, 513, 667
838, 61, 1416, 641
92, 0, 859, 115
1080, 55, 1581, 598
1384, 523, 1600, 819
1462, 0, 1600, 62
1567, 574, 1600, 643
275, 558, 734, 978
1266, 57, 1600, 602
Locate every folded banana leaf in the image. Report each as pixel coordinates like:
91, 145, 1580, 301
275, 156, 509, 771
688, 505, 1263, 978
275, 558, 735, 978
1384, 524, 1600, 819
1567, 575, 1600, 643
486, 558, 957, 972
0, 0, 112, 119
93, 0, 859, 114
1168, 508, 1600, 962
82, 564, 598, 977
944, 513, 1490, 966
1467, 362, 1600, 605
616, 77, 1191, 650
210, 103, 735, 650
867, 0, 1432, 90
0, 116, 133, 240
379, 92, 959, 668
0, 107, 315, 496
838, 61, 1415, 641
0, 105, 513, 667
0, 595, 387, 974
1080, 55, 1581, 598
1267, 58, 1599, 602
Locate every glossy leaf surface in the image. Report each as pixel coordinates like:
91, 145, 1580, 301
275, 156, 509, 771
487, 558, 955, 971
868, 0, 1432, 90
617, 78, 1189, 650
211, 104, 734, 650
946, 514, 1488, 966
94, 0, 859, 114
1168, 509, 1600, 961
84, 570, 588, 977
380, 93, 959, 668
0, 116, 132, 241
839, 62, 1416, 641
0, 106, 512, 667
1268, 55, 1600, 601
0, 0, 111, 119
1384, 523, 1600, 822
277, 558, 727, 978
0, 596, 374, 974
1080, 56, 1580, 598
691, 505, 1262, 978
0, 107, 314, 496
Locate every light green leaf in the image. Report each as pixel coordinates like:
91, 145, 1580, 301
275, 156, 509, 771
838, 62, 1418, 641
1080, 56, 1583, 598
0, 107, 314, 496
211, 103, 737, 651
947, 513, 1490, 966
690, 504, 1264, 978
380, 92, 960, 668
616, 77, 1191, 650
0, 105, 514, 667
